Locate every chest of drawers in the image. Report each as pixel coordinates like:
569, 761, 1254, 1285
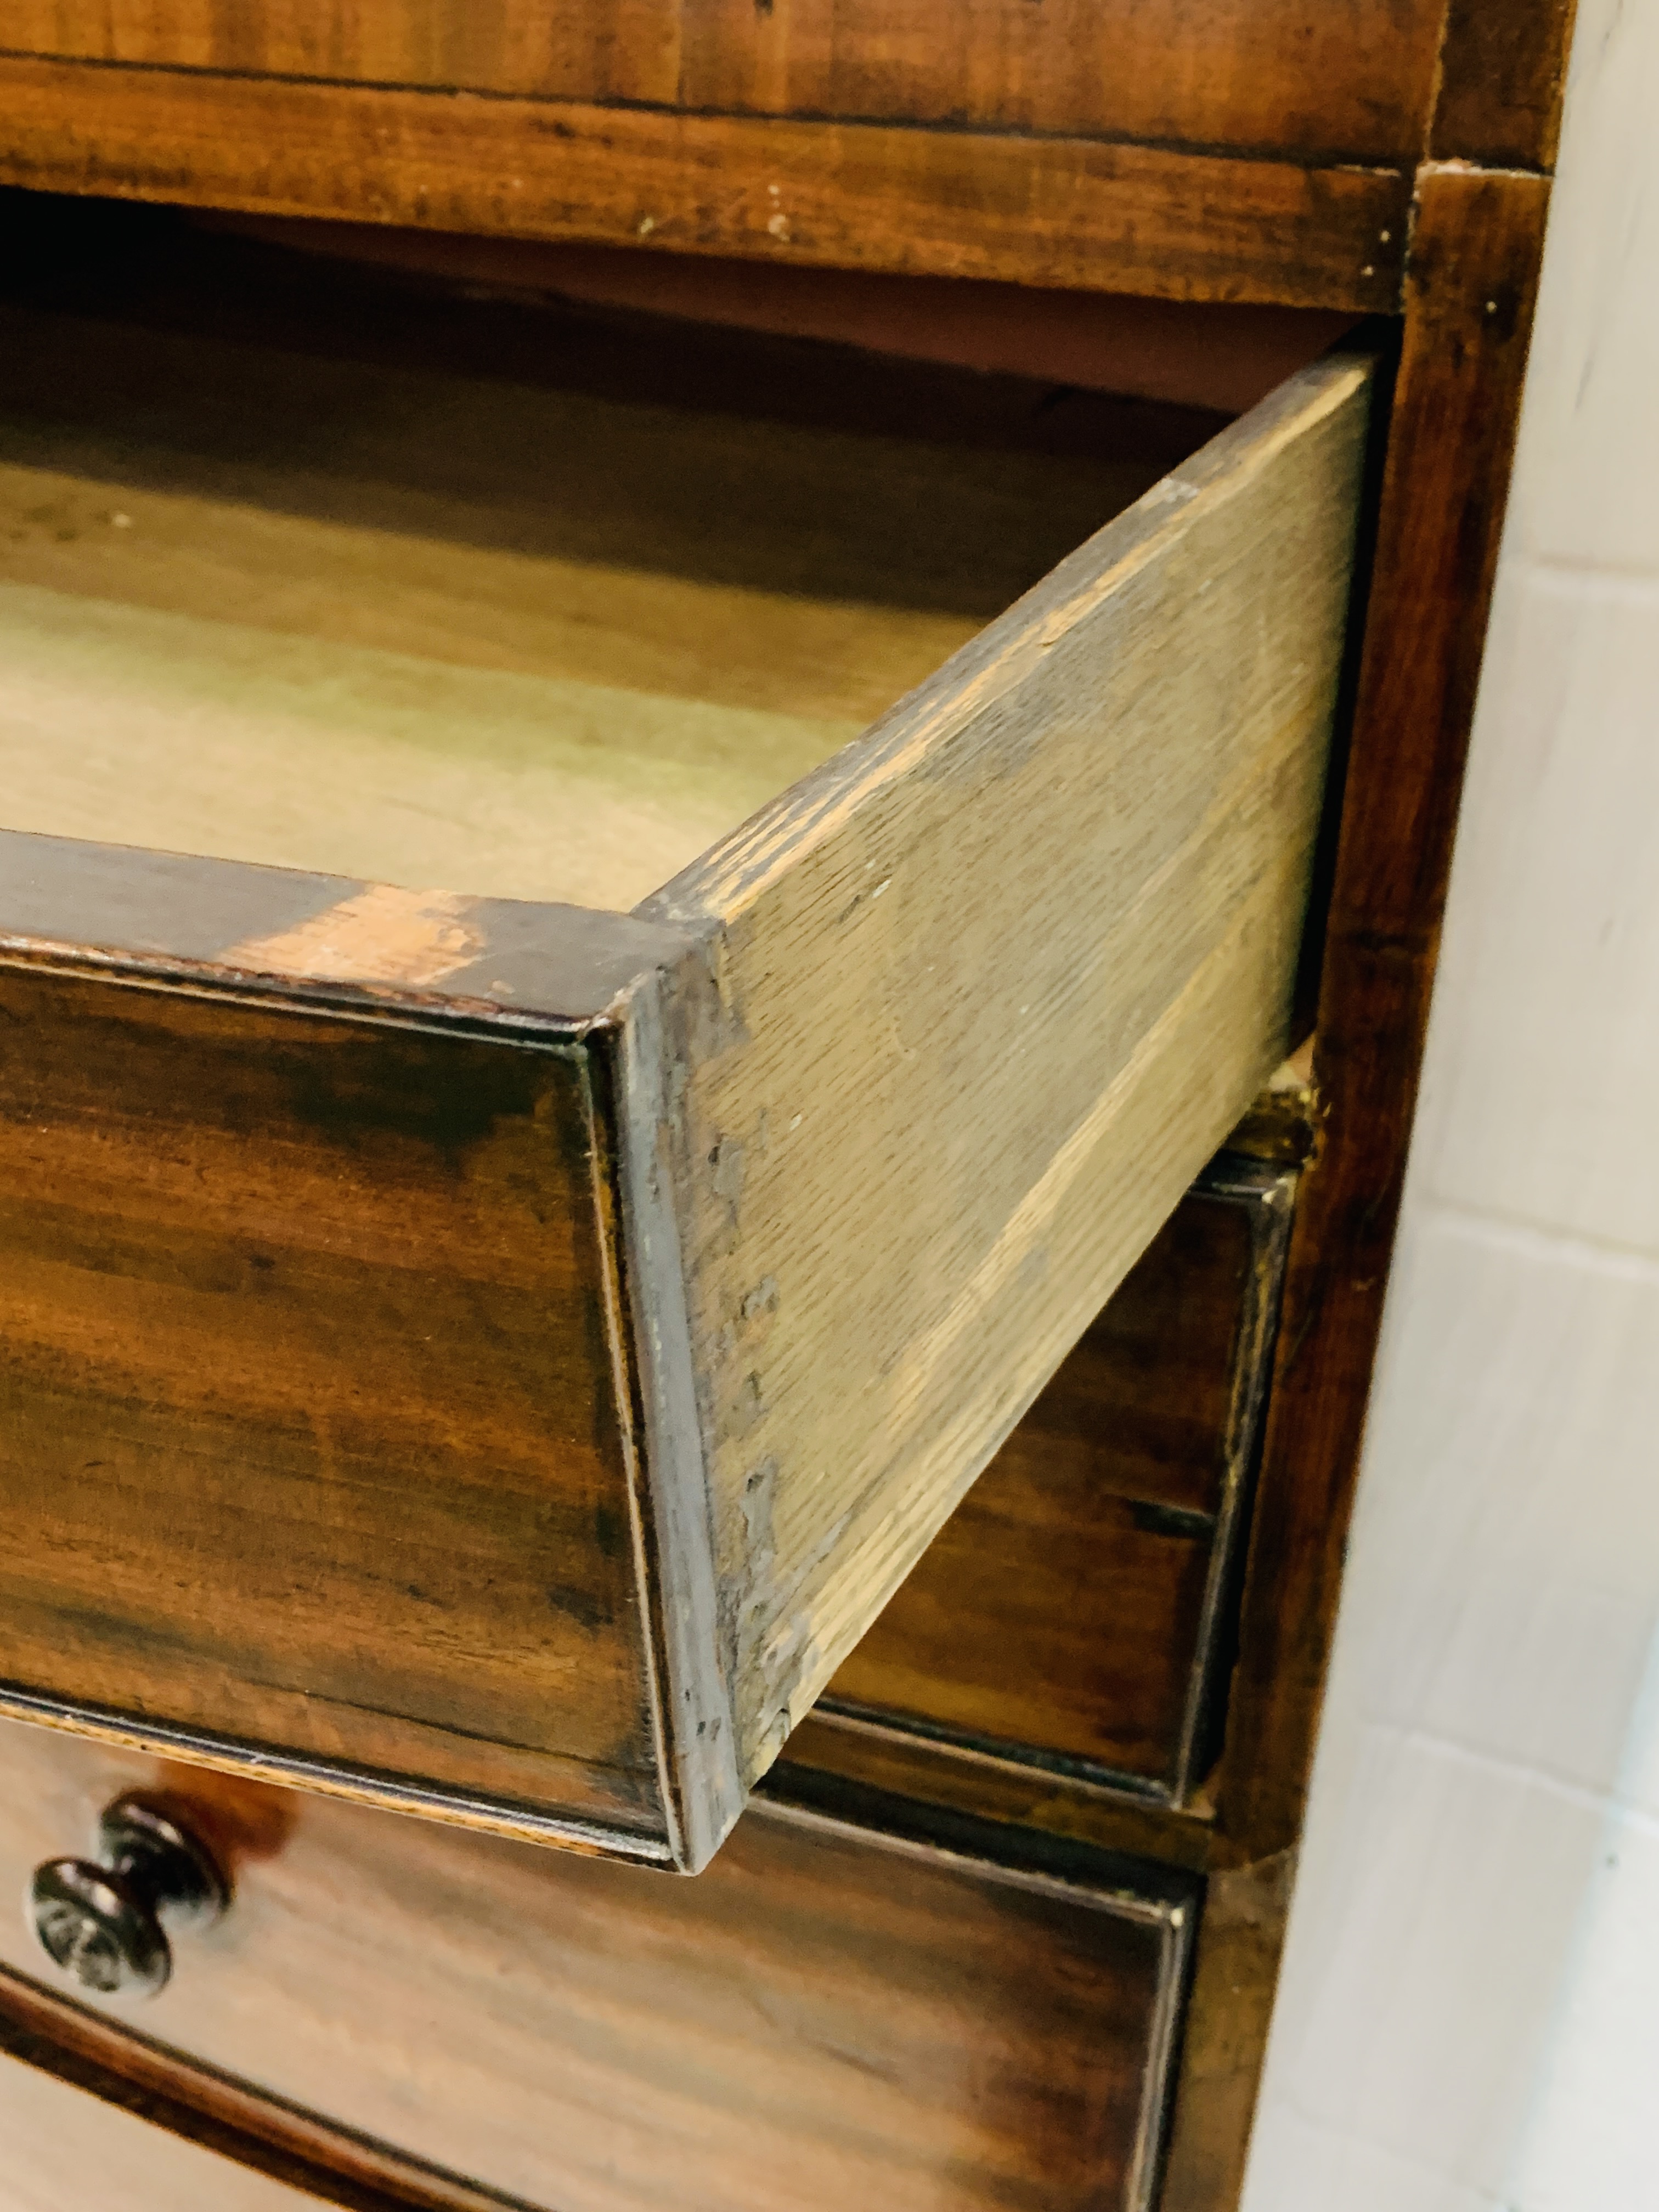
0, 3, 1570, 2204
0, 207, 1367, 1868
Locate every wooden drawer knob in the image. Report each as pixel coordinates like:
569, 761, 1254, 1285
30, 1793, 229, 1999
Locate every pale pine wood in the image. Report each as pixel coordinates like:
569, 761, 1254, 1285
0, 268, 1168, 913
636, 356, 1373, 1786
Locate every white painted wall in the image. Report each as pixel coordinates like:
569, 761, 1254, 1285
1241, 5, 1659, 2207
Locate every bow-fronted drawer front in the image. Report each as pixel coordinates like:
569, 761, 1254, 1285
0, 1716, 1197, 2212
0, 224, 1372, 1869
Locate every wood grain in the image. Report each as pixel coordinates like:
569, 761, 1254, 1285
0, 827, 707, 1861
674, 0, 1443, 160
1214, 175, 1554, 1850
1431, 0, 1579, 170
0, 0, 1443, 162
1, 2049, 329, 2212
2, 1915, 544, 2210
1156, 1850, 1295, 2211
775, 1716, 1216, 1876
0, 201, 1374, 1872
0, 955, 672, 1849
637, 356, 1373, 1790
1, 219, 1184, 913
0, 54, 1409, 309
822, 1159, 1295, 1801
0, 1720, 1194, 2212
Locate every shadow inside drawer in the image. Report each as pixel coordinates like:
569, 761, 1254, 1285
821, 1152, 1296, 1805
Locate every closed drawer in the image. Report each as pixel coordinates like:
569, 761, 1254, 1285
823, 1152, 1296, 1804
0, 1717, 1195, 2212
0, 207, 1373, 1867
0, 2053, 320, 2212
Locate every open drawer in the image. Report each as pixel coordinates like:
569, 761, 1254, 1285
0, 216, 1372, 1869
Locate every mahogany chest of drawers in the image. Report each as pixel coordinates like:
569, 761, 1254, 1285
0, 3, 1571, 2204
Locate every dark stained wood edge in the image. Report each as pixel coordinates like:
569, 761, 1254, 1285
1167, 1158, 1297, 1802
757, 1771, 1200, 1923
0, 52, 1409, 310
1156, 1850, 1296, 2212
0, 1691, 678, 1867
0, 828, 688, 1028
1431, 0, 1580, 170
0, 1963, 541, 2212
1215, 167, 1553, 1862
775, 1720, 1215, 1877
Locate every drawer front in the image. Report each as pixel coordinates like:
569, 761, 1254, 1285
1, 2052, 321, 2212
0, 952, 670, 1853
0, 209, 1372, 1865
823, 1155, 1295, 1802
0, 1718, 1195, 2212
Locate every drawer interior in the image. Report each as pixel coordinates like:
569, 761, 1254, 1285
0, 208, 1227, 914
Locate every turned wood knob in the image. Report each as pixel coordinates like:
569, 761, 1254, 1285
30, 1792, 230, 1999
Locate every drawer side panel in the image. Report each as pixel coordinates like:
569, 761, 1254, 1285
644, 356, 1373, 1793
